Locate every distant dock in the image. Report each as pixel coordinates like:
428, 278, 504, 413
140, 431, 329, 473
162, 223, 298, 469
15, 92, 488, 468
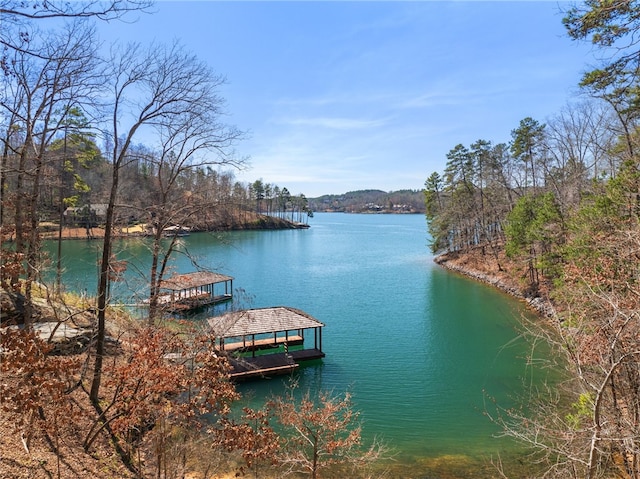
150, 271, 234, 312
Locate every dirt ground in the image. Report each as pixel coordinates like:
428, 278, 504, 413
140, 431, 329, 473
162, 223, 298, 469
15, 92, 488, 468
39, 225, 147, 240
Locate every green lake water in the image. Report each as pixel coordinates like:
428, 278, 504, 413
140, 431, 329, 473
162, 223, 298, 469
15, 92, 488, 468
45, 212, 550, 477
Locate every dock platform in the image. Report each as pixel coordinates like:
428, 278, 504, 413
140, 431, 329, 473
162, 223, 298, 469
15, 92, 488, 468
228, 349, 325, 380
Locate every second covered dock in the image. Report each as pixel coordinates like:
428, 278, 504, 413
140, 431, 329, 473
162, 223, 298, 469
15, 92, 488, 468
156, 271, 233, 312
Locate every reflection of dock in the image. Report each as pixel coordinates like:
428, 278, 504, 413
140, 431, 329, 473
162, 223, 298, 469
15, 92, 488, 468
208, 307, 325, 380
162, 225, 191, 237
155, 272, 233, 312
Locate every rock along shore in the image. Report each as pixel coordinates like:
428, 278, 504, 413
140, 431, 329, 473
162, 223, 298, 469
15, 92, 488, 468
434, 252, 557, 319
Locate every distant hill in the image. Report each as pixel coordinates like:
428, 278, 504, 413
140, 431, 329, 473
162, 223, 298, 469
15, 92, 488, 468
309, 189, 425, 214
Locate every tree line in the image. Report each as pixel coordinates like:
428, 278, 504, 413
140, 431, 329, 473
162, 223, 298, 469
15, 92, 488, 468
0, 3, 373, 478
426, 3, 640, 478
309, 189, 425, 213
250, 178, 314, 223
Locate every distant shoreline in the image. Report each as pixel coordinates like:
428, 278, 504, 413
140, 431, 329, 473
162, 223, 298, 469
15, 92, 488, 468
37, 227, 307, 242
315, 210, 422, 214
30, 215, 308, 242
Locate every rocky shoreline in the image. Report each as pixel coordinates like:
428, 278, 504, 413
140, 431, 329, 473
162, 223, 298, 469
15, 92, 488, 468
434, 252, 557, 319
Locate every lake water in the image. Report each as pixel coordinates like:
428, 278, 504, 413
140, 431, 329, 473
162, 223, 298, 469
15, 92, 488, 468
45, 212, 547, 477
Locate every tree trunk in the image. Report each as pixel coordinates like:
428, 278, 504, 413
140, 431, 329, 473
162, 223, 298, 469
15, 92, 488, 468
90, 170, 118, 403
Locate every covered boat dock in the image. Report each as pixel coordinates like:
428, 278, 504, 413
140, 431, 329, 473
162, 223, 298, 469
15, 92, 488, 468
156, 272, 233, 312
208, 306, 325, 380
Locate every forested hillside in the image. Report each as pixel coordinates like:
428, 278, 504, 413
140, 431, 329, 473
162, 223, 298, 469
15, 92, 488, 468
425, 3, 640, 477
310, 189, 425, 213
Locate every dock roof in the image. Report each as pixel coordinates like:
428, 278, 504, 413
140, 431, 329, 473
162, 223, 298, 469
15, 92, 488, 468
159, 271, 233, 291
208, 306, 324, 339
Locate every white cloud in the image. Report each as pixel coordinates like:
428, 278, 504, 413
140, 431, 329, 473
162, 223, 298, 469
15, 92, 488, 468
283, 116, 389, 130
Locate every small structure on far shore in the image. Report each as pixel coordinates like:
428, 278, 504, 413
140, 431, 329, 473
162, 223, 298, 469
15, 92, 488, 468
208, 306, 325, 380
156, 272, 233, 312
162, 225, 191, 237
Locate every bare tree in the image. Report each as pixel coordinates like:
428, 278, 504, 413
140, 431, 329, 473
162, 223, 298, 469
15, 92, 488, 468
544, 101, 615, 213
1, 0, 152, 63
268, 380, 387, 479
144, 76, 245, 323
90, 41, 243, 401
0, 20, 100, 326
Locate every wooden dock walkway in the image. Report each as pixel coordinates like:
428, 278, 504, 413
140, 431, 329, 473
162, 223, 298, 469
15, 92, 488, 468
228, 349, 325, 380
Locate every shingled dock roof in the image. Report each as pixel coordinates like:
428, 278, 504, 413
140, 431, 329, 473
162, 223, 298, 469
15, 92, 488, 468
208, 306, 324, 338
159, 271, 233, 291
207, 306, 325, 380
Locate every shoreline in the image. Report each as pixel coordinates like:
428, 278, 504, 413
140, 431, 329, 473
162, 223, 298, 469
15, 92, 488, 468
29, 218, 308, 242
434, 251, 556, 319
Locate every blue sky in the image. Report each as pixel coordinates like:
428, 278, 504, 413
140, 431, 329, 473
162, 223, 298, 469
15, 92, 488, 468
96, 1, 596, 198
